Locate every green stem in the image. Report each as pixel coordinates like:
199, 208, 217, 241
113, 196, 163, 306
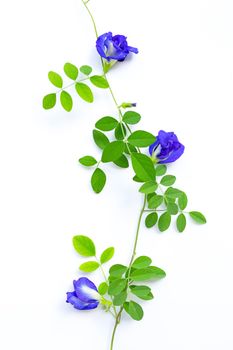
110, 307, 123, 350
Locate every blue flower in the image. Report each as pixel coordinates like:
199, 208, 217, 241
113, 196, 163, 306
66, 277, 100, 310
149, 130, 185, 164
96, 32, 138, 63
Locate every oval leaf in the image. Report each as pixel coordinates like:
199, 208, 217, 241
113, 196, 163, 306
101, 141, 125, 163
90, 75, 109, 88
108, 279, 127, 296
60, 91, 73, 111
145, 212, 158, 228
93, 129, 109, 150
189, 211, 206, 224
95, 116, 118, 131
109, 264, 127, 277
64, 63, 79, 80
124, 301, 144, 321
113, 154, 129, 168
98, 282, 108, 295
43, 93, 56, 109
91, 168, 106, 194
75, 82, 93, 103
160, 175, 176, 186
79, 156, 97, 167
79, 261, 100, 272
100, 247, 115, 264
177, 213, 186, 232
158, 212, 171, 232
130, 266, 166, 281
72, 235, 96, 257
139, 181, 158, 194
122, 111, 141, 125
80, 65, 92, 75
131, 153, 156, 182
132, 256, 152, 269
48, 71, 63, 88
128, 131, 156, 147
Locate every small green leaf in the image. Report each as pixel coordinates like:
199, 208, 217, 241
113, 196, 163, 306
139, 181, 158, 194
100, 247, 115, 264
165, 187, 182, 200
155, 165, 167, 176
75, 82, 93, 103
158, 212, 171, 232
189, 211, 207, 224
133, 175, 144, 183
79, 261, 100, 272
98, 282, 108, 295
101, 141, 125, 163
128, 131, 156, 147
167, 202, 179, 215
64, 63, 79, 80
113, 291, 127, 306
122, 111, 141, 125
90, 75, 109, 88
113, 155, 129, 168
60, 91, 73, 111
124, 301, 144, 321
93, 130, 109, 150
91, 168, 106, 194
132, 256, 152, 269
95, 116, 118, 131
177, 213, 186, 232
178, 192, 188, 210
160, 175, 176, 186
130, 285, 153, 300
130, 266, 166, 281
115, 123, 127, 140
79, 156, 97, 167
72, 235, 96, 257
80, 65, 92, 75
108, 279, 127, 296
145, 212, 158, 228
131, 153, 156, 182
148, 194, 163, 209
43, 93, 56, 109
48, 71, 63, 88
109, 264, 127, 277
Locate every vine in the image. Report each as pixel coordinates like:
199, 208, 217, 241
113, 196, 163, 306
42, 1, 207, 349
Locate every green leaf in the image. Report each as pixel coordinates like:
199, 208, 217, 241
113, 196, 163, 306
178, 192, 188, 210
113, 155, 129, 168
79, 261, 100, 272
113, 291, 127, 306
130, 285, 153, 300
128, 131, 156, 147
160, 175, 176, 186
101, 141, 125, 163
115, 123, 127, 140
109, 264, 127, 277
100, 247, 115, 264
124, 144, 137, 155
93, 130, 109, 150
132, 256, 152, 269
90, 75, 109, 88
155, 165, 167, 176
148, 194, 163, 209
158, 212, 171, 232
60, 91, 73, 112
91, 168, 106, 194
72, 235, 96, 257
130, 266, 166, 281
98, 282, 108, 295
133, 175, 144, 183
43, 93, 56, 109
165, 187, 182, 200
167, 202, 179, 215
48, 71, 63, 88
79, 156, 97, 167
64, 63, 78, 80
108, 279, 127, 296
131, 153, 156, 182
189, 211, 207, 224
75, 82, 93, 103
139, 181, 158, 194
145, 212, 158, 228
80, 65, 92, 75
122, 111, 141, 125
95, 116, 118, 131
177, 213, 186, 232
124, 301, 144, 321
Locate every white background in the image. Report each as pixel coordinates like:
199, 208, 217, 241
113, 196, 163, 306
0, 0, 233, 349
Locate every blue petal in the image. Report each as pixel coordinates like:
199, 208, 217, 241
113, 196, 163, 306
159, 144, 185, 163
73, 278, 99, 303
149, 139, 159, 155
66, 292, 99, 310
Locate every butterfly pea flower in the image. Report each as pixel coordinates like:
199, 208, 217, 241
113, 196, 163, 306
120, 102, 137, 109
149, 130, 185, 164
96, 32, 138, 72
66, 277, 100, 310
